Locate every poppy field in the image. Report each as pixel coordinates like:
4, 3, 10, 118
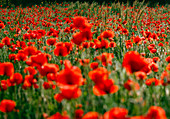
0, 1, 170, 119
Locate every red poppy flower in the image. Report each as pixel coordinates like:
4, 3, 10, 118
0, 43, 4, 49
161, 71, 170, 86
166, 63, 170, 71
79, 59, 90, 66
124, 79, 140, 91
1, 36, 11, 46
54, 85, 81, 102
82, 112, 101, 119
0, 62, 14, 77
0, 80, 8, 91
22, 75, 38, 89
135, 71, 147, 80
104, 107, 128, 119
40, 63, 59, 76
46, 38, 56, 46
165, 56, 170, 63
153, 57, 160, 63
82, 42, 90, 48
101, 30, 115, 39
17, 53, 27, 61
64, 42, 73, 51
71, 32, 87, 45
23, 33, 31, 40
95, 38, 109, 49
96, 53, 114, 66
90, 62, 98, 70
64, 27, 70, 33
158, 42, 164, 47
88, 67, 108, 84
145, 78, 161, 86
23, 46, 37, 56
122, 51, 151, 75
93, 79, 119, 96
56, 60, 84, 86
54, 42, 69, 56
73, 16, 91, 31
82, 30, 92, 41
125, 40, 133, 49
24, 66, 37, 75
26, 53, 48, 68
75, 109, 84, 119
9, 73, 23, 85
43, 81, 56, 90
149, 63, 158, 72
122, 28, 129, 35
73, 16, 87, 29
109, 42, 116, 48
133, 36, 142, 44
9, 54, 17, 61
145, 106, 167, 119
47, 112, 70, 119
0, 100, 16, 113
0, 23, 5, 29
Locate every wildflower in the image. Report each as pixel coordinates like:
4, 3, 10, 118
0, 100, 16, 113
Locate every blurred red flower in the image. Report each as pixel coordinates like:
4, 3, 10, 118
57, 60, 84, 86
104, 107, 128, 119
0, 100, 16, 113
54, 85, 81, 102
0, 62, 14, 77
122, 51, 151, 75
47, 112, 70, 119
82, 112, 101, 119
145, 106, 167, 119
124, 79, 140, 91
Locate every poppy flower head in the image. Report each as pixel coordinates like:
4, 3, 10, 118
90, 62, 99, 70
161, 71, 170, 86
9, 73, 23, 85
133, 36, 142, 44
46, 38, 56, 46
104, 107, 128, 119
75, 109, 84, 119
54, 42, 69, 57
40, 63, 59, 76
24, 66, 37, 75
28, 53, 48, 67
93, 79, 119, 96
72, 32, 87, 45
82, 112, 100, 119
122, 51, 151, 75
124, 79, 140, 91
101, 30, 115, 39
57, 60, 84, 86
54, 85, 81, 102
23, 46, 38, 56
165, 56, 170, 63
96, 53, 114, 66
88, 67, 109, 84
0, 43, 4, 49
135, 71, 147, 80
0, 100, 16, 113
146, 106, 167, 119
0, 23, 5, 29
0, 62, 14, 77
73, 16, 91, 31
47, 112, 70, 119
2, 36, 11, 46
0, 80, 8, 91
145, 78, 161, 86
